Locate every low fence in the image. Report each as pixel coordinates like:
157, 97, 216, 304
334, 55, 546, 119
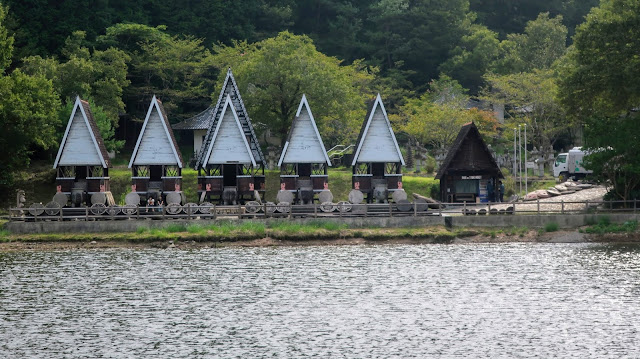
6, 199, 640, 222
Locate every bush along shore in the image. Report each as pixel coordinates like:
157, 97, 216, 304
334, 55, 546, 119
1, 218, 640, 251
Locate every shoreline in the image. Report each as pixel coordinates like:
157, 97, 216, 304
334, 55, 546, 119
1, 227, 639, 252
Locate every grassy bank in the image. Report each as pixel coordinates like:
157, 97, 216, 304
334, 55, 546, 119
0, 221, 463, 244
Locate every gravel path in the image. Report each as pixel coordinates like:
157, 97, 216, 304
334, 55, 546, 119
472, 186, 609, 213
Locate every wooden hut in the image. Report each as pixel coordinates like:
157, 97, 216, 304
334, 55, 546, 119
435, 122, 504, 203
128, 95, 183, 204
277, 95, 331, 204
351, 94, 405, 203
53, 96, 112, 206
196, 69, 266, 204
171, 106, 213, 163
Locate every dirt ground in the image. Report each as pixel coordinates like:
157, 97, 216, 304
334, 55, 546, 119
1, 229, 637, 252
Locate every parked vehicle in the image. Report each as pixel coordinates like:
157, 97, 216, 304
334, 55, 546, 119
553, 147, 593, 180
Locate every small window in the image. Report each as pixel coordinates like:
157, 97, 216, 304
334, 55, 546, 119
555, 154, 567, 166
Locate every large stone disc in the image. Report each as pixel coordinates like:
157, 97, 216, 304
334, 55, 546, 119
45, 201, 61, 215
392, 189, 408, 203
28, 203, 44, 216
91, 203, 107, 215
414, 198, 428, 212
265, 202, 276, 214
53, 192, 69, 207
318, 190, 333, 204
166, 203, 182, 214
348, 189, 364, 204
91, 192, 106, 205
396, 199, 412, 212
121, 205, 135, 215
125, 192, 141, 206
276, 190, 294, 204
337, 201, 352, 213
245, 201, 260, 213
276, 202, 291, 213
320, 202, 336, 213
166, 192, 182, 205
184, 203, 198, 215
199, 202, 214, 214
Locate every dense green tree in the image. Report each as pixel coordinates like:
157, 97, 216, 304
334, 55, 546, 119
96, 23, 217, 121
439, 25, 501, 93
557, 0, 640, 200
394, 75, 498, 150
470, 0, 598, 39
482, 69, 565, 169
212, 31, 375, 147
365, 0, 472, 90
504, 13, 568, 73
0, 3, 60, 191
20, 31, 128, 154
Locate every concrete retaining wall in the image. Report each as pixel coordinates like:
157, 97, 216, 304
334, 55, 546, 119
5, 213, 639, 235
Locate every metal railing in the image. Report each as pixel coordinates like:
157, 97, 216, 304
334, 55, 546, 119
7, 199, 639, 222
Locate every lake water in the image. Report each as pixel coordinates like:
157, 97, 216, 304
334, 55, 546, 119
1, 243, 639, 358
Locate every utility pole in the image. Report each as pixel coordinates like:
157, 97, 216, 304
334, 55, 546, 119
513, 128, 517, 180
518, 125, 522, 195
524, 123, 528, 195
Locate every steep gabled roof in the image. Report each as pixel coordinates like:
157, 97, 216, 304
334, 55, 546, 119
129, 95, 183, 168
351, 93, 404, 166
278, 94, 331, 167
195, 68, 265, 169
435, 122, 504, 179
201, 94, 257, 167
171, 106, 214, 130
53, 96, 111, 169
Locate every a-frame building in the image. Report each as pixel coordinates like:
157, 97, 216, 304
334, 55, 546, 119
435, 122, 503, 203
351, 94, 405, 203
129, 95, 183, 202
278, 94, 331, 203
196, 68, 266, 204
53, 96, 111, 204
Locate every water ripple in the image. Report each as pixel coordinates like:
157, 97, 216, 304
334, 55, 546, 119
1, 243, 640, 358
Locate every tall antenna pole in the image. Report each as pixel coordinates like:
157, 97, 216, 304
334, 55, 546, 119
524, 123, 528, 195
518, 125, 522, 195
513, 128, 517, 179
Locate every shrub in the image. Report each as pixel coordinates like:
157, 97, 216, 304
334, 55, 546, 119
165, 223, 187, 233
545, 222, 559, 232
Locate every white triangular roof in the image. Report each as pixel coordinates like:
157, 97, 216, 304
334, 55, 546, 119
53, 96, 108, 168
278, 94, 331, 167
351, 94, 405, 166
202, 95, 256, 167
196, 68, 265, 169
129, 95, 183, 168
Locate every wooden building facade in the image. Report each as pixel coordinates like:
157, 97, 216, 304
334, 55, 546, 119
53, 96, 112, 205
351, 94, 405, 203
278, 95, 331, 203
435, 122, 504, 203
128, 95, 183, 203
196, 69, 266, 204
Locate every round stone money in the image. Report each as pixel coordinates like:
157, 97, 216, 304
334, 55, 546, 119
348, 189, 364, 204
45, 201, 61, 215
392, 189, 407, 203
276, 190, 294, 204
414, 198, 428, 212
125, 192, 141, 206
166, 192, 182, 205
91, 192, 106, 205
53, 192, 69, 207
318, 190, 333, 204
396, 199, 412, 212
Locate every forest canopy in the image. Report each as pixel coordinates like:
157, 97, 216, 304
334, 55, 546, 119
4, 0, 639, 200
